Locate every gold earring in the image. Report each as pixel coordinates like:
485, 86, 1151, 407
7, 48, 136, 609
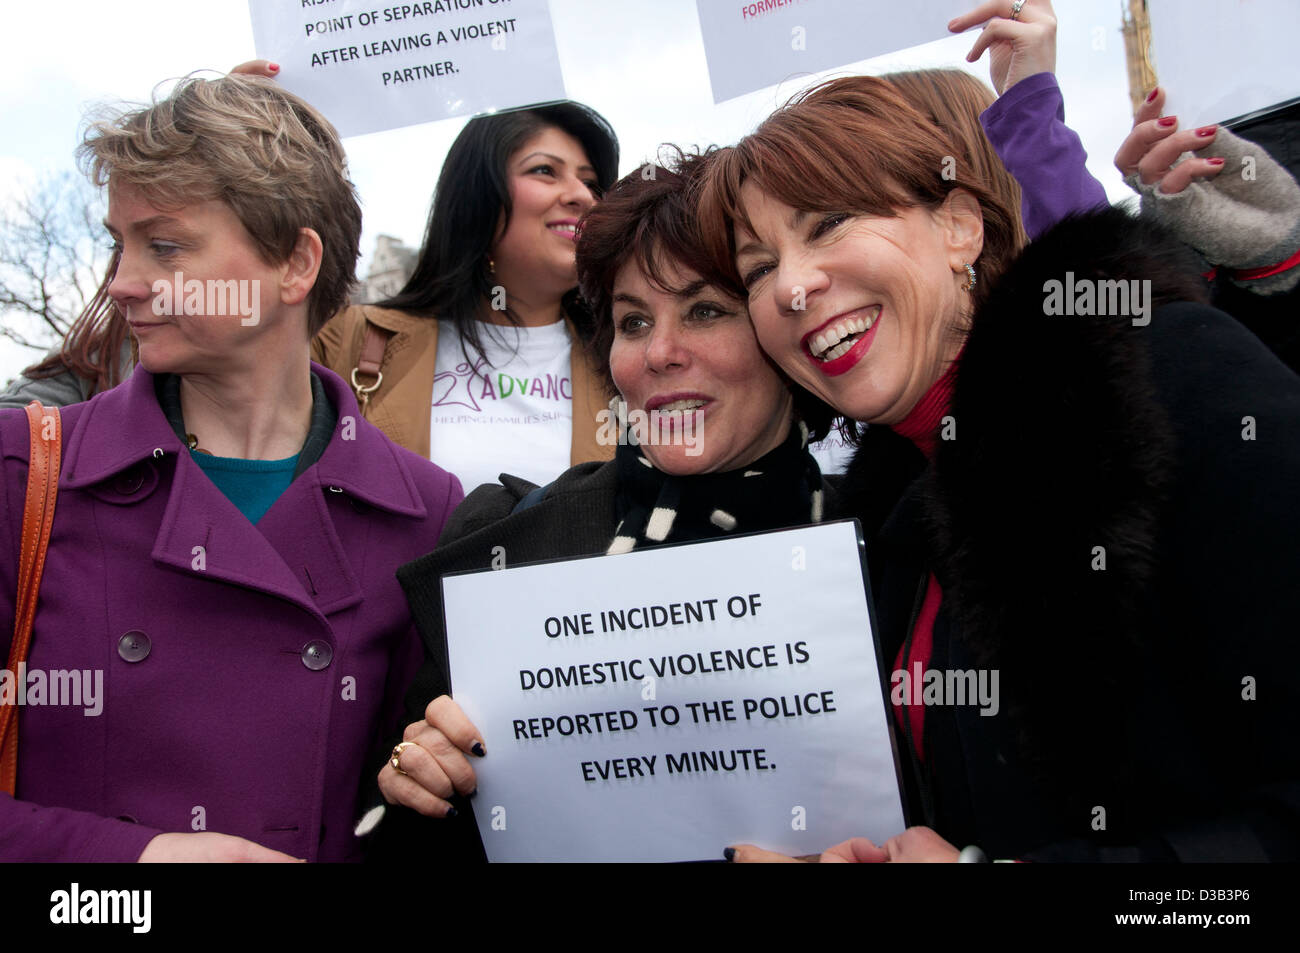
488, 258, 496, 275
609, 394, 634, 444
961, 263, 977, 292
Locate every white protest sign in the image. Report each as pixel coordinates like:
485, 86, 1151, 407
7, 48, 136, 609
442, 520, 905, 862
247, 0, 566, 137
695, 0, 974, 104
1149, 0, 1300, 126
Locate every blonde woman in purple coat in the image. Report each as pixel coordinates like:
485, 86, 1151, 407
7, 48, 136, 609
0, 75, 462, 862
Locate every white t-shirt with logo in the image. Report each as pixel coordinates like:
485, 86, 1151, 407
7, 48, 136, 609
429, 319, 574, 494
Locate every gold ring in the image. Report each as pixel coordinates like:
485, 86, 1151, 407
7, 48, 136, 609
390, 741, 417, 775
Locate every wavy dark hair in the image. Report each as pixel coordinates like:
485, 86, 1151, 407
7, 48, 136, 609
576, 146, 835, 440
378, 101, 619, 362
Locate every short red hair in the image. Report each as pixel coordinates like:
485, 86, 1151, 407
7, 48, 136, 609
699, 74, 1023, 310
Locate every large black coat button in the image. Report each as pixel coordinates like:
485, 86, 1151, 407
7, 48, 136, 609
118, 631, 151, 663
113, 467, 145, 495
301, 640, 333, 671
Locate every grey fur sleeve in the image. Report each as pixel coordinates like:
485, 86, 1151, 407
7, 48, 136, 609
1126, 126, 1300, 293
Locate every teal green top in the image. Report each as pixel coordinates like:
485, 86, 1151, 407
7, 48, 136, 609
192, 450, 300, 524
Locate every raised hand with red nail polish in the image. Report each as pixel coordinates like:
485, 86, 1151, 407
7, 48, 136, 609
1114, 87, 1225, 196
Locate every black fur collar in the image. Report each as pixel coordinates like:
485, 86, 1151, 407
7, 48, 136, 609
841, 207, 1208, 777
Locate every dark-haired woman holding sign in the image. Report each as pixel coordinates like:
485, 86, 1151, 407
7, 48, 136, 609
362, 148, 836, 857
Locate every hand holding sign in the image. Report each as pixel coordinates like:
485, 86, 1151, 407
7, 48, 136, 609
948, 0, 1059, 95
231, 60, 281, 78
728, 827, 959, 863
819, 837, 893, 863
379, 695, 485, 819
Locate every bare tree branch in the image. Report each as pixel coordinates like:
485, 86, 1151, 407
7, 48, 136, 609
0, 172, 109, 357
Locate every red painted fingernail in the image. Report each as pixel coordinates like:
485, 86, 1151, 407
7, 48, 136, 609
1196, 125, 1217, 137
1157, 116, 1177, 128
269, 63, 280, 72
1145, 87, 1159, 103
1207, 158, 1225, 166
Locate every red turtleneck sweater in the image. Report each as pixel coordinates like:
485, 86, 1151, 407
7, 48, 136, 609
888, 359, 959, 759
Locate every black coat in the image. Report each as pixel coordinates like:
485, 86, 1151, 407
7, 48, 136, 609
1212, 277, 1300, 376
371, 457, 841, 860
836, 208, 1300, 861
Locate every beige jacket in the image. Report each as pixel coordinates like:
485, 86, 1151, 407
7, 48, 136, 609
311, 304, 614, 466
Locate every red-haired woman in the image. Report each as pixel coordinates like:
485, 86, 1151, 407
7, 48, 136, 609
700, 69, 1300, 862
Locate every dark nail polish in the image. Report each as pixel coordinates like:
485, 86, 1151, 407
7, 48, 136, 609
471, 741, 486, 757
446, 806, 458, 819
1145, 87, 1159, 103
723, 847, 736, 862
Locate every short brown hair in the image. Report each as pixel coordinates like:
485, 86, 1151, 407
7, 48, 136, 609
576, 147, 835, 439
882, 69, 1027, 251
699, 74, 1023, 313
79, 74, 361, 337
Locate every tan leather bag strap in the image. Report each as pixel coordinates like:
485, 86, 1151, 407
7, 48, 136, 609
350, 317, 393, 416
0, 402, 62, 796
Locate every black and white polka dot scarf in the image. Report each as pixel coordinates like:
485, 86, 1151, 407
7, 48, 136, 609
607, 422, 825, 555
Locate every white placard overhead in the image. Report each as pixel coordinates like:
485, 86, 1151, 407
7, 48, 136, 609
1149, 0, 1300, 126
442, 520, 906, 863
247, 0, 567, 138
694, 0, 974, 104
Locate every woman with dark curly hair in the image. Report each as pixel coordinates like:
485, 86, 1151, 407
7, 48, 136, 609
366, 148, 836, 858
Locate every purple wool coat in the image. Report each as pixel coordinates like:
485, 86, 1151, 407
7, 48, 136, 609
0, 363, 463, 861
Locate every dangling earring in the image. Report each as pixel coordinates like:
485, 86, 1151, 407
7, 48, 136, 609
961, 263, 977, 292
608, 394, 635, 446
487, 257, 496, 275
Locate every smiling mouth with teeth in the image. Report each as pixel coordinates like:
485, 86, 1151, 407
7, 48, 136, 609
547, 224, 578, 239
654, 399, 707, 413
808, 307, 880, 362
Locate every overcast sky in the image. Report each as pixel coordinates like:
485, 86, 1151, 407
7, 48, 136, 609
0, 0, 1143, 380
